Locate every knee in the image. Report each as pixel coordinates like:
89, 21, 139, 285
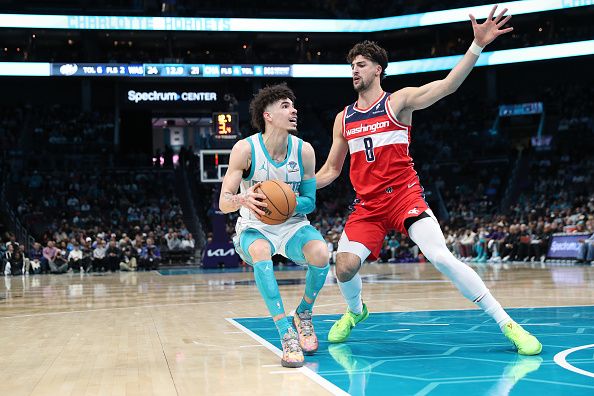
303, 240, 328, 267
335, 253, 361, 282
248, 239, 272, 263
427, 249, 456, 272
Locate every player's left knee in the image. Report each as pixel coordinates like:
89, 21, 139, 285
427, 248, 456, 270
303, 240, 328, 267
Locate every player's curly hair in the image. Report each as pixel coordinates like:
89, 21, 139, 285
249, 83, 296, 131
347, 40, 389, 80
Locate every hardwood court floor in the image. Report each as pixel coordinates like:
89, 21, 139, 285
0, 262, 593, 396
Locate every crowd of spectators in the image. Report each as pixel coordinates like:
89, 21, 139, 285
0, 101, 197, 276
30, 105, 114, 154
1, 230, 175, 275
2, 170, 198, 275
13, 170, 184, 237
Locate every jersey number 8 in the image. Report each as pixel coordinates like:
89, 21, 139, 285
363, 137, 375, 162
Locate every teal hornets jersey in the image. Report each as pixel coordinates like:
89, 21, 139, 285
239, 132, 305, 222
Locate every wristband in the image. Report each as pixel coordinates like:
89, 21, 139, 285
469, 41, 484, 56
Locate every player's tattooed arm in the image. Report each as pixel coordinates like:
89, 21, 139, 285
222, 191, 246, 211
222, 184, 267, 215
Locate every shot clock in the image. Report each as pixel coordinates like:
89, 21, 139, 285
212, 112, 239, 147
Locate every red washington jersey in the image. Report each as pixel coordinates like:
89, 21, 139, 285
342, 91, 420, 200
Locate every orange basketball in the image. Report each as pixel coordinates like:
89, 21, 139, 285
256, 180, 297, 225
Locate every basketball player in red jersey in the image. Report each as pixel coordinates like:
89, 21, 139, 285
316, 5, 542, 355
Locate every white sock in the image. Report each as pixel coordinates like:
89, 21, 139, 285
337, 273, 363, 314
475, 291, 512, 330
409, 216, 511, 330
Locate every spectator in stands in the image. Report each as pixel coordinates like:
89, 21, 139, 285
501, 225, 520, 262
106, 240, 122, 272
133, 238, 144, 257
388, 235, 400, 262
118, 233, 131, 249
67, 243, 83, 272
3, 243, 14, 275
140, 238, 161, 270
577, 234, 594, 265
9, 249, 25, 275
180, 233, 195, 250
81, 238, 93, 272
517, 224, 532, 261
42, 241, 59, 274
18, 245, 31, 275
486, 225, 506, 262
474, 228, 489, 263
119, 246, 137, 271
165, 230, 181, 250
29, 242, 43, 274
92, 240, 107, 272
459, 229, 476, 259
5, 234, 20, 251
51, 250, 68, 274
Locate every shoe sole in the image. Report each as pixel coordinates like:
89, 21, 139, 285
518, 343, 543, 356
281, 359, 304, 368
303, 346, 318, 355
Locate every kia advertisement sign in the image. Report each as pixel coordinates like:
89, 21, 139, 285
202, 241, 239, 268
547, 233, 591, 259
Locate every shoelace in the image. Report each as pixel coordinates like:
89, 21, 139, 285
284, 334, 301, 354
297, 312, 314, 337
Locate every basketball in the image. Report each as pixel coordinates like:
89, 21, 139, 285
256, 180, 297, 225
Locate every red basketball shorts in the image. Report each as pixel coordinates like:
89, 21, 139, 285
342, 184, 430, 261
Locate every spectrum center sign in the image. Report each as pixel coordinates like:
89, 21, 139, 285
127, 90, 217, 103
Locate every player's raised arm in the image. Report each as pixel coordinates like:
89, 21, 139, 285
315, 111, 349, 189
218, 139, 267, 215
391, 5, 513, 113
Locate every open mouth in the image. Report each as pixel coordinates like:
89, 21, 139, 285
289, 116, 298, 125
353, 76, 361, 84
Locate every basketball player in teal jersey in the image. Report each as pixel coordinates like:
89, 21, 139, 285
316, 6, 542, 355
219, 83, 330, 368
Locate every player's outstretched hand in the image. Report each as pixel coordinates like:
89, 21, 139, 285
243, 182, 268, 218
469, 5, 513, 47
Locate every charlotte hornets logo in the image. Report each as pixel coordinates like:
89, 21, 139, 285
287, 161, 299, 173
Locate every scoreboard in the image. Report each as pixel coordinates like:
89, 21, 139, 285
212, 112, 239, 147
50, 63, 292, 78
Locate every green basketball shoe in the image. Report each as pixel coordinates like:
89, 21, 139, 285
502, 321, 542, 355
328, 303, 369, 343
